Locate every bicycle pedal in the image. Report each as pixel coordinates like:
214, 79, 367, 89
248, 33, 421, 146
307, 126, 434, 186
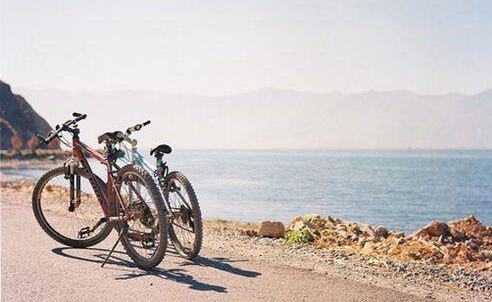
78, 227, 91, 239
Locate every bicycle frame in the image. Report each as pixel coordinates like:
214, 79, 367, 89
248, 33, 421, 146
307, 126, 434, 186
117, 140, 178, 209
70, 131, 128, 219
119, 141, 158, 177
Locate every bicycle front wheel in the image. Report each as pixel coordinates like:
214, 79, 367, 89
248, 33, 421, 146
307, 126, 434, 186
32, 166, 113, 248
117, 165, 168, 269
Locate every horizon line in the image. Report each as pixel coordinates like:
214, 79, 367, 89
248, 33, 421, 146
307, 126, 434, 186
130, 147, 492, 152
12, 84, 492, 99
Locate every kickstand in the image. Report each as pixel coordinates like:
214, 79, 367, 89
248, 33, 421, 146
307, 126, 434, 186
101, 226, 127, 268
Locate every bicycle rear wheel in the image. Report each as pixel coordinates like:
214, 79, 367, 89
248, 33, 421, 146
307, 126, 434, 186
32, 166, 113, 248
162, 171, 203, 260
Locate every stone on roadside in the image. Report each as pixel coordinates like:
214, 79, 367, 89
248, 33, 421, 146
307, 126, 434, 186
244, 229, 259, 237
259, 221, 285, 238
360, 241, 376, 255
374, 226, 389, 239
359, 224, 375, 237
292, 220, 306, 231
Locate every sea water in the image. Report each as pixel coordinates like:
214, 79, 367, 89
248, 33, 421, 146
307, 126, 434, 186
3, 150, 491, 234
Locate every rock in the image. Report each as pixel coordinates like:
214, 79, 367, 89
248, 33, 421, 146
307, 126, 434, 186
411, 221, 451, 240
390, 237, 405, 246
258, 221, 285, 238
285, 213, 492, 271
302, 213, 320, 222
375, 226, 389, 239
393, 232, 405, 238
291, 220, 306, 231
450, 227, 467, 242
449, 215, 492, 239
0, 80, 59, 150
244, 229, 258, 237
359, 224, 375, 237
360, 241, 376, 255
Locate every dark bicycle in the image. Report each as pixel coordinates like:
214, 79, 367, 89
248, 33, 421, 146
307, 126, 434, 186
32, 113, 168, 269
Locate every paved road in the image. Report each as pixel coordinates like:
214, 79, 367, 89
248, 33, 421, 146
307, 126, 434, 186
1, 202, 432, 302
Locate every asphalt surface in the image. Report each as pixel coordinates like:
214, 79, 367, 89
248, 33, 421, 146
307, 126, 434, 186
1, 201, 433, 302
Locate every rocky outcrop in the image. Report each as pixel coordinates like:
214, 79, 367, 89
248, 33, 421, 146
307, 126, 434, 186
285, 214, 492, 271
0, 80, 58, 150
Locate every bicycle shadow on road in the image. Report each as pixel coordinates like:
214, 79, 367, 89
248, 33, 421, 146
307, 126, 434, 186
52, 246, 227, 293
179, 255, 262, 278
115, 266, 227, 293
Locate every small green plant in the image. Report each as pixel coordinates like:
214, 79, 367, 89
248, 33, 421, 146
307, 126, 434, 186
285, 230, 312, 244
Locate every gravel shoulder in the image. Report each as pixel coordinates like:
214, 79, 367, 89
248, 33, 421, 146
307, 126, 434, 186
1, 175, 489, 302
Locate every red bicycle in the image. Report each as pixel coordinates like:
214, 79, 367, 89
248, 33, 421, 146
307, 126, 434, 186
32, 113, 168, 269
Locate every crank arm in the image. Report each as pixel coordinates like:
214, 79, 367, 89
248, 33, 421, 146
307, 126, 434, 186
78, 217, 108, 238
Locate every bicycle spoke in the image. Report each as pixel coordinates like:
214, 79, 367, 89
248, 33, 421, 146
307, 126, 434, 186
171, 221, 194, 233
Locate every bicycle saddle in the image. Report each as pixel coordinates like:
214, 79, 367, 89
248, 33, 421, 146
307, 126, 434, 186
150, 144, 172, 156
98, 131, 125, 144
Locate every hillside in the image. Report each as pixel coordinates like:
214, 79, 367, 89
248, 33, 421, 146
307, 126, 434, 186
18, 87, 492, 149
0, 80, 58, 150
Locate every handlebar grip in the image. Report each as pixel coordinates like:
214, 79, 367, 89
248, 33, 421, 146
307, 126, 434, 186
143, 120, 151, 126
72, 112, 87, 121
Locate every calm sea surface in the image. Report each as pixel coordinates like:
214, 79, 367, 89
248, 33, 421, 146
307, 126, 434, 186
4, 150, 492, 234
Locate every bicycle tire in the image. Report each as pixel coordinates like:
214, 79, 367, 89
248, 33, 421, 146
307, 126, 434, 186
32, 166, 113, 248
162, 171, 203, 260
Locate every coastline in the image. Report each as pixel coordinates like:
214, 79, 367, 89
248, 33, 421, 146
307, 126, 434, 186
0, 172, 490, 301
0, 153, 66, 170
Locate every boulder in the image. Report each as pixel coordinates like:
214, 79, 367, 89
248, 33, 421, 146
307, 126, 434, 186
411, 221, 451, 240
259, 221, 285, 238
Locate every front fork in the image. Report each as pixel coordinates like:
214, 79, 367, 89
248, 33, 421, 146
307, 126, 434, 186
65, 159, 81, 212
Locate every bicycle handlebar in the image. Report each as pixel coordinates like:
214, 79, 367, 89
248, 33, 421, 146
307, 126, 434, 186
126, 120, 151, 135
38, 112, 87, 145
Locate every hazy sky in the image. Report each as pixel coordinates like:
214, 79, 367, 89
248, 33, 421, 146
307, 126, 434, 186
1, 0, 492, 96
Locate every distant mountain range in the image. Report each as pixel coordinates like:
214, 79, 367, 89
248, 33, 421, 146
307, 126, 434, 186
16, 86, 492, 150
0, 81, 58, 150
